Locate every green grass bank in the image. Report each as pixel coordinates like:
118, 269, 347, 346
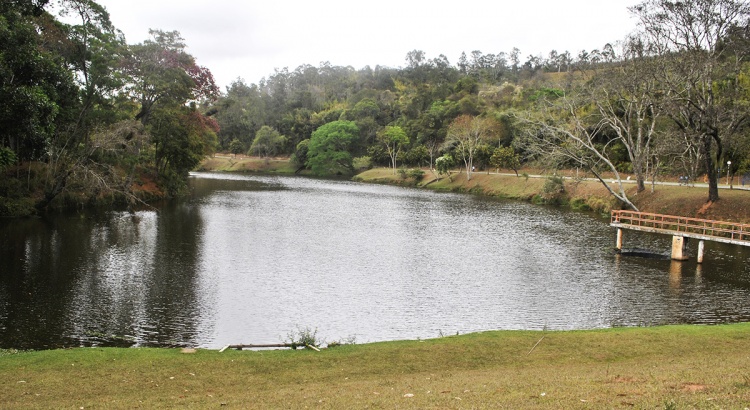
2, 324, 750, 408
198, 155, 750, 223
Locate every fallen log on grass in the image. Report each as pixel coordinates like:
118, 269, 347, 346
219, 343, 320, 352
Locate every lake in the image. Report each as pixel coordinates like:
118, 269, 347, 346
1, 172, 750, 350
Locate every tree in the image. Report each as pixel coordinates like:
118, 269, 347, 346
630, 0, 750, 202
56, 0, 126, 138
490, 146, 521, 176
444, 115, 498, 180
377, 126, 409, 173
122, 29, 219, 188
214, 79, 265, 150
150, 105, 218, 192
518, 93, 640, 211
586, 37, 661, 193
122, 29, 219, 126
250, 125, 286, 159
228, 138, 244, 155
435, 154, 455, 181
0, 1, 77, 162
291, 139, 310, 171
307, 121, 359, 176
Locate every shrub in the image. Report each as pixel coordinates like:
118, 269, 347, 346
353, 156, 372, 171
540, 175, 565, 204
286, 326, 321, 350
408, 168, 425, 181
0, 147, 17, 171
570, 197, 591, 211
327, 335, 357, 348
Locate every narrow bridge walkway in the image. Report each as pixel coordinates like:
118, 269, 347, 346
610, 210, 750, 262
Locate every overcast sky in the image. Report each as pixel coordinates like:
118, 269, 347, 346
92, 0, 640, 90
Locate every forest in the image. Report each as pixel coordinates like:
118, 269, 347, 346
2, 0, 750, 215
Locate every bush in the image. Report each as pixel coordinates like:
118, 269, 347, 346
408, 168, 425, 181
0, 147, 17, 171
540, 175, 565, 204
327, 335, 357, 348
570, 197, 591, 211
353, 156, 372, 171
286, 326, 321, 350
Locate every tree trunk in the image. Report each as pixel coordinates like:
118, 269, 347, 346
636, 176, 646, 193
702, 135, 720, 202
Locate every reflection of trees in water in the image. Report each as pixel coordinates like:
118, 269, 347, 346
138, 201, 204, 347
0, 216, 116, 349
70, 203, 207, 348
0, 204, 206, 349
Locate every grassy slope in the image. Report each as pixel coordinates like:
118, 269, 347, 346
197, 156, 750, 222
355, 167, 750, 223
197, 155, 298, 174
2, 325, 750, 408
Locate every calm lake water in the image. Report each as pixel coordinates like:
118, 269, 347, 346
1, 172, 750, 350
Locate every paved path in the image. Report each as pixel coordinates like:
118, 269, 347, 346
485, 171, 750, 192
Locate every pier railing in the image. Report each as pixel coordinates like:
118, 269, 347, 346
611, 210, 750, 245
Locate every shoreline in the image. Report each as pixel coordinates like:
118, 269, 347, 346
2, 323, 750, 408
198, 156, 750, 223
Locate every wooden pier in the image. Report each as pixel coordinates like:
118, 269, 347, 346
610, 210, 750, 263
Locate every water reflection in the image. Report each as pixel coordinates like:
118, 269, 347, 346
1, 172, 750, 350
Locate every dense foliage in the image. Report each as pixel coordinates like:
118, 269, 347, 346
0, 0, 218, 214
208, 0, 750, 207
2, 0, 750, 214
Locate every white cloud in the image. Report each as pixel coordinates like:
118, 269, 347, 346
94, 0, 639, 89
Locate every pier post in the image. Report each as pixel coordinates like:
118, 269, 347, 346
616, 228, 623, 251
697, 240, 705, 264
671, 236, 689, 261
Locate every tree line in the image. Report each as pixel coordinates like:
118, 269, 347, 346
1, 0, 219, 214
213, 0, 750, 209
2, 0, 749, 215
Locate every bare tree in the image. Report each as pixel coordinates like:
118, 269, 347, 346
38, 120, 151, 211
631, 0, 750, 202
588, 37, 661, 193
518, 93, 640, 211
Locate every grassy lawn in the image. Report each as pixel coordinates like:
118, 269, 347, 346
2, 324, 750, 408
197, 155, 298, 174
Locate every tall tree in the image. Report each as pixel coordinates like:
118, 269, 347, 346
377, 126, 409, 173
444, 115, 499, 181
122, 29, 219, 187
56, 0, 126, 135
0, 0, 76, 162
631, 0, 750, 202
518, 91, 641, 211
587, 37, 661, 193
123, 29, 218, 126
306, 121, 359, 176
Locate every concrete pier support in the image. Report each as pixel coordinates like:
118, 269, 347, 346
616, 228, 623, 251
697, 240, 705, 264
671, 236, 689, 261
